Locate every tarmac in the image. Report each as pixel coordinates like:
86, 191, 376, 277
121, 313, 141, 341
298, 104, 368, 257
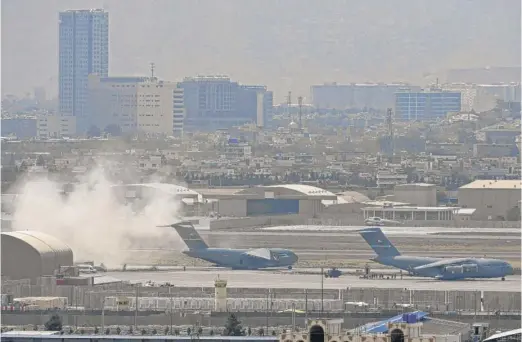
102, 269, 521, 292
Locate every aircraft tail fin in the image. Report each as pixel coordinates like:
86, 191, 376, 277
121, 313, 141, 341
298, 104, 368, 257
159, 221, 208, 250
358, 227, 401, 258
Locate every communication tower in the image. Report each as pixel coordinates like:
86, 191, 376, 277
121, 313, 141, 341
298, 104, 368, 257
386, 108, 394, 157
298, 96, 303, 130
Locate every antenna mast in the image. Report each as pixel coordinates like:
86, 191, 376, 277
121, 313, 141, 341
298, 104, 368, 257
287, 91, 292, 121
298, 96, 303, 130
386, 108, 394, 157
150, 62, 156, 79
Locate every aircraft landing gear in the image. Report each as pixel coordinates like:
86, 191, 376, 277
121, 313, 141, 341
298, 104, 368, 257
501, 277, 505, 281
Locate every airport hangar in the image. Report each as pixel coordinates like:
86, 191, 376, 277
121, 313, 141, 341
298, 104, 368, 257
1, 231, 73, 283
458, 180, 521, 221
198, 184, 340, 217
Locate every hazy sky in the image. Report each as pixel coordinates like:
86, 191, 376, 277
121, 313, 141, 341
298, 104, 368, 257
2, 0, 520, 102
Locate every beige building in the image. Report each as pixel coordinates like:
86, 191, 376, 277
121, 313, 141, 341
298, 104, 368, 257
88, 75, 184, 135
393, 183, 437, 206
458, 180, 521, 221
36, 114, 76, 139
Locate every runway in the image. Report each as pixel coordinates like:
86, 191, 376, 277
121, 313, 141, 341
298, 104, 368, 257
124, 249, 521, 259
102, 270, 521, 292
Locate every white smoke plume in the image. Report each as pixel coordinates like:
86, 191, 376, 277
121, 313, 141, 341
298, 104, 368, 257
10, 166, 186, 267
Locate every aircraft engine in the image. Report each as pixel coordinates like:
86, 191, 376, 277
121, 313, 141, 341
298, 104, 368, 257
461, 263, 479, 273
444, 265, 464, 274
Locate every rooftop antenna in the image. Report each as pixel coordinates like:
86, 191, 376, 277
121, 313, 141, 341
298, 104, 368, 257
150, 62, 156, 79
298, 96, 303, 130
386, 108, 394, 157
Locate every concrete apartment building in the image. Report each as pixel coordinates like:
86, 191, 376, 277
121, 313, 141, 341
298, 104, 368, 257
442, 83, 521, 112
36, 114, 76, 139
87, 76, 184, 136
458, 180, 521, 220
59, 9, 109, 133
310, 83, 420, 110
1, 115, 75, 139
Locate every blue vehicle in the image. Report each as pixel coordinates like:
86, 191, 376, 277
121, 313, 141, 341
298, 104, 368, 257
324, 268, 342, 278
359, 227, 514, 281
162, 221, 298, 270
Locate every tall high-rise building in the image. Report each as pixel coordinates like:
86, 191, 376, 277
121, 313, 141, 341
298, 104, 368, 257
59, 9, 109, 133
179, 76, 273, 131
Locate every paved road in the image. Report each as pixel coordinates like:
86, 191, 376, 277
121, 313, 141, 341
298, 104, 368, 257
103, 270, 521, 292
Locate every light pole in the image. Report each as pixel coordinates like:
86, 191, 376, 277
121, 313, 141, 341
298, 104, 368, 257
321, 267, 324, 315
169, 286, 173, 335
101, 296, 105, 334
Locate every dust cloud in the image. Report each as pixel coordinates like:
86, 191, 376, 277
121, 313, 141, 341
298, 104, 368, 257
10, 166, 186, 267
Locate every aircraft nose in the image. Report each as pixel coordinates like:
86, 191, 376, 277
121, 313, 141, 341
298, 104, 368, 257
292, 252, 299, 263
506, 264, 514, 275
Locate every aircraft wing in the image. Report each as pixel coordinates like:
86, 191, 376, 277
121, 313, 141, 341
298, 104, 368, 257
244, 248, 273, 260
414, 258, 474, 271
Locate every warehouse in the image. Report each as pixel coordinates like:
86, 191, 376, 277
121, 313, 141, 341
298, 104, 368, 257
1, 231, 73, 283
458, 180, 522, 221
212, 184, 337, 217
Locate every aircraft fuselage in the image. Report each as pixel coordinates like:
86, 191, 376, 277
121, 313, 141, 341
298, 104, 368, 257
183, 248, 298, 270
373, 256, 514, 280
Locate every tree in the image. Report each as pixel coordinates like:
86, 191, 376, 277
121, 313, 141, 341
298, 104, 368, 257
87, 125, 102, 137
44, 314, 62, 331
152, 328, 157, 335
210, 329, 215, 336
105, 328, 110, 335
80, 329, 85, 335
272, 330, 277, 336
164, 327, 169, 335
258, 328, 264, 336
36, 154, 45, 166
223, 313, 243, 336
128, 326, 133, 335
94, 327, 99, 334
247, 327, 252, 336
506, 206, 521, 221
197, 327, 203, 335
141, 329, 146, 335
116, 327, 121, 335
174, 328, 180, 335
33, 325, 38, 331
104, 124, 122, 137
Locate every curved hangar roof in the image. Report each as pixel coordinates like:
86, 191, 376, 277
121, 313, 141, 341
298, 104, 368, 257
236, 184, 337, 200
111, 183, 200, 198
1, 231, 73, 282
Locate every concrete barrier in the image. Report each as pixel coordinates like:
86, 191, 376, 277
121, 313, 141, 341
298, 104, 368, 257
1, 283, 520, 313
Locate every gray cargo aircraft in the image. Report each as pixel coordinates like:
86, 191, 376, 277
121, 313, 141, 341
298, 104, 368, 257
162, 221, 298, 270
359, 227, 514, 281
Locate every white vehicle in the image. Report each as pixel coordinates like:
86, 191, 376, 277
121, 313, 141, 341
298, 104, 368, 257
365, 217, 385, 226
77, 264, 97, 274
